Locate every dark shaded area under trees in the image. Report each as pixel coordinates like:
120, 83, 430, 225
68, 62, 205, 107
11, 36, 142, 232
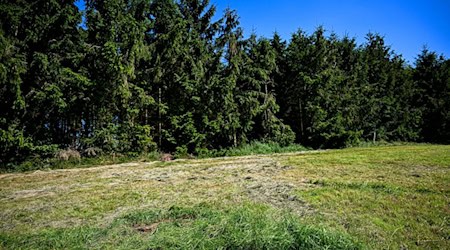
1, 0, 449, 167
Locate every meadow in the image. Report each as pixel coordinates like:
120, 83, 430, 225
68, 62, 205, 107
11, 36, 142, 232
0, 145, 448, 249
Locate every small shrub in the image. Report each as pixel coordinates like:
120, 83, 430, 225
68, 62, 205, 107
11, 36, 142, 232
265, 121, 296, 146
194, 147, 210, 156
146, 151, 161, 161
174, 146, 189, 159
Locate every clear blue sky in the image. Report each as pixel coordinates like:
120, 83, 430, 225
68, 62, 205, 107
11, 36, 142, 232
75, 0, 450, 63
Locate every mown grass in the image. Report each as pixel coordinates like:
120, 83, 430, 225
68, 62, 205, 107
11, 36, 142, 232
1, 152, 162, 173
0, 203, 360, 250
279, 145, 450, 249
0, 144, 448, 249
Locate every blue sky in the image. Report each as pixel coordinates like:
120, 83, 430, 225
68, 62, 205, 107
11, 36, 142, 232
75, 0, 450, 63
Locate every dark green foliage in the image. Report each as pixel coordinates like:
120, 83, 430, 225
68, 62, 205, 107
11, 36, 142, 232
0, 0, 86, 163
0, 0, 449, 167
197, 141, 309, 158
279, 29, 435, 148
413, 49, 450, 143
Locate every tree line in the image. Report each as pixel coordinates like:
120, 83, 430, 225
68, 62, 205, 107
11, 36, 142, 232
1, 0, 449, 165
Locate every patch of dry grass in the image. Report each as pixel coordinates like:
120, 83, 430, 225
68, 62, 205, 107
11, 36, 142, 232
0, 156, 305, 234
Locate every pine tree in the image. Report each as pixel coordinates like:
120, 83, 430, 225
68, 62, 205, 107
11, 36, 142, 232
413, 49, 450, 143
84, 0, 155, 153
215, 8, 245, 147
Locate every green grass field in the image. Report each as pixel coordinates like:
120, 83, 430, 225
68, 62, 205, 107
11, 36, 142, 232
0, 145, 449, 249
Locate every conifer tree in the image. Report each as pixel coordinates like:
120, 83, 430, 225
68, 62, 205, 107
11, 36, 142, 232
414, 49, 450, 143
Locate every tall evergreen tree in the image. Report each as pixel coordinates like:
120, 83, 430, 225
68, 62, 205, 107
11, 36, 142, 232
84, 0, 155, 153
413, 49, 450, 143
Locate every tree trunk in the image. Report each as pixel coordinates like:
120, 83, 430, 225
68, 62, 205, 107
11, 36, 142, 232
158, 87, 162, 148
299, 98, 304, 139
264, 81, 268, 124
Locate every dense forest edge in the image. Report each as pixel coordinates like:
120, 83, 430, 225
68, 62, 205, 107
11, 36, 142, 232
1, 0, 449, 171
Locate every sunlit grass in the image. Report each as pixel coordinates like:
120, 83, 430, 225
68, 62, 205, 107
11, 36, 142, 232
279, 145, 450, 249
0, 204, 360, 249
0, 144, 448, 249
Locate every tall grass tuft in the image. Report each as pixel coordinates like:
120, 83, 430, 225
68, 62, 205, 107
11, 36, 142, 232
0, 203, 362, 249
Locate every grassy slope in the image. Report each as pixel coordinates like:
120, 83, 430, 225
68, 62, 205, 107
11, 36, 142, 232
278, 145, 450, 249
0, 145, 448, 249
